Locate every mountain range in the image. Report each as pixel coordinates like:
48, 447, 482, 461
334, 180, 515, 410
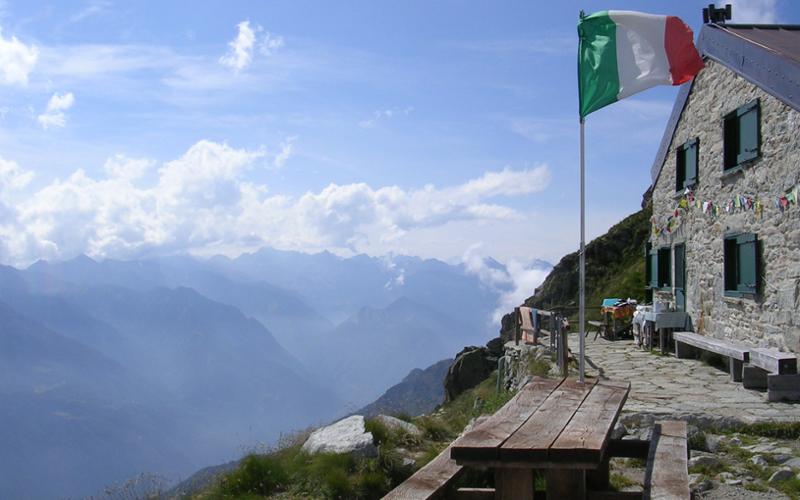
0, 247, 551, 499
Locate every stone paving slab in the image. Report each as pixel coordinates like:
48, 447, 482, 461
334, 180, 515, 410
575, 333, 800, 424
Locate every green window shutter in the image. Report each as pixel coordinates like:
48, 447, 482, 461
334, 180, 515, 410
736, 234, 758, 294
649, 250, 659, 288
674, 244, 685, 289
685, 140, 698, 185
737, 103, 759, 164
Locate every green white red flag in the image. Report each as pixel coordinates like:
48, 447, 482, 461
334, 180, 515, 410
578, 10, 704, 117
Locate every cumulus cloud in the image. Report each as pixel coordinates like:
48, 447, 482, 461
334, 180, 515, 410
0, 140, 551, 265
462, 244, 552, 323
0, 27, 38, 85
725, 0, 778, 24
220, 21, 283, 72
220, 21, 257, 72
38, 91, 75, 129
103, 154, 154, 180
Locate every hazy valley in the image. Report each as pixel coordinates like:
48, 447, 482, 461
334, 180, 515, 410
0, 247, 550, 499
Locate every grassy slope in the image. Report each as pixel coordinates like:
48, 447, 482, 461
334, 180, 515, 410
189, 373, 515, 500
525, 204, 651, 320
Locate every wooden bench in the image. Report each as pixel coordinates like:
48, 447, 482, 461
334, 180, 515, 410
673, 331, 750, 382
382, 442, 463, 499
644, 421, 690, 500
600, 421, 689, 499
749, 348, 798, 375
748, 348, 800, 402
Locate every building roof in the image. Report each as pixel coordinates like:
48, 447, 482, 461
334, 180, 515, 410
650, 23, 800, 185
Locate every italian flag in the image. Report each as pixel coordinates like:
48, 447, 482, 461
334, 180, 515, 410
578, 10, 704, 117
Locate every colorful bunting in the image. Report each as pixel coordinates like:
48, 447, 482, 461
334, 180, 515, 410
650, 186, 800, 238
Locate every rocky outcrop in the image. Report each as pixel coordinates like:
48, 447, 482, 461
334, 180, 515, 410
444, 341, 498, 402
375, 415, 421, 436
301, 415, 377, 458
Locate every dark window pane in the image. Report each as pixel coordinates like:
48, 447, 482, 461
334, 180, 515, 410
658, 247, 671, 288
724, 237, 737, 291
674, 244, 685, 289
724, 115, 739, 169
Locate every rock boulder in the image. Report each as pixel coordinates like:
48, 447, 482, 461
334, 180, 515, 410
301, 415, 377, 458
444, 346, 494, 402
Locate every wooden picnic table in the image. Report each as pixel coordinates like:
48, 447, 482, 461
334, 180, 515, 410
450, 377, 630, 500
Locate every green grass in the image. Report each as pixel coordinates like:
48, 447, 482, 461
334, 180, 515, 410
733, 422, 800, 440
773, 477, 800, 500
745, 481, 769, 492
196, 370, 520, 499
609, 472, 637, 491
528, 356, 552, 378
687, 431, 707, 451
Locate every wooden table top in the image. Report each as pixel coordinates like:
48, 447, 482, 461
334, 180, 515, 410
450, 377, 630, 469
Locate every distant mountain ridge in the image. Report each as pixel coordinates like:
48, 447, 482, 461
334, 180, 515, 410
357, 358, 453, 418
0, 246, 514, 498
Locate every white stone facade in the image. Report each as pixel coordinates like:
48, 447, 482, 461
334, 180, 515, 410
650, 59, 800, 352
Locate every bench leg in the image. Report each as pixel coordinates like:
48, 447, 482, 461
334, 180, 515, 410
730, 358, 744, 382
495, 468, 533, 500
586, 457, 609, 491
742, 363, 768, 390
546, 469, 585, 500
767, 374, 800, 402
674, 341, 694, 359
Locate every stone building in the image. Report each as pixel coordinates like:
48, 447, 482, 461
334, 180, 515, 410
648, 23, 800, 352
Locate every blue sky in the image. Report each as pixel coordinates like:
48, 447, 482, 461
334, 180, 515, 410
0, 0, 794, 272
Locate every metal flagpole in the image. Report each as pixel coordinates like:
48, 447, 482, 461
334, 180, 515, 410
579, 116, 586, 383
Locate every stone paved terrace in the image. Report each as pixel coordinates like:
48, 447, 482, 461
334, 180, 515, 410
573, 332, 800, 424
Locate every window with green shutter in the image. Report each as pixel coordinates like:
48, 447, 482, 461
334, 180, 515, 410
724, 233, 759, 297
723, 99, 760, 170
676, 139, 699, 191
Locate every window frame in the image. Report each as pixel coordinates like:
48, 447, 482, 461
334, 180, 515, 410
676, 138, 699, 192
723, 99, 760, 171
723, 232, 759, 298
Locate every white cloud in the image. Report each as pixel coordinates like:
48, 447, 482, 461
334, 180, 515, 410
273, 136, 296, 168
462, 245, 552, 323
0, 140, 551, 265
37, 91, 75, 129
724, 0, 778, 24
219, 21, 285, 72
220, 21, 258, 72
0, 27, 38, 85
259, 32, 284, 56
103, 154, 154, 180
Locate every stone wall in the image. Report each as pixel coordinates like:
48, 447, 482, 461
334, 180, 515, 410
650, 59, 800, 352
